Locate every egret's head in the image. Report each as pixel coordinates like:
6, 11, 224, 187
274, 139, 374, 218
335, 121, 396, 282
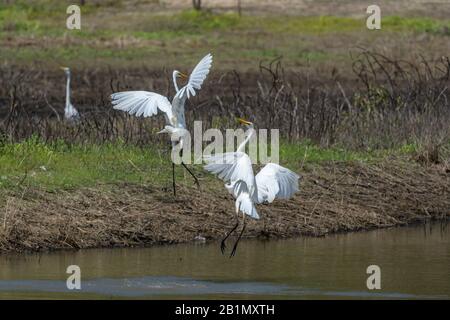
237, 117, 254, 128
60, 66, 70, 75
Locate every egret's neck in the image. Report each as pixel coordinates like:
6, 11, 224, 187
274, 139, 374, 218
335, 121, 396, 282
65, 73, 71, 108
237, 128, 255, 152
172, 71, 180, 92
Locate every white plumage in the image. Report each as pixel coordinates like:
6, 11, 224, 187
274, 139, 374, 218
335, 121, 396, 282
111, 91, 174, 124
204, 118, 301, 257
204, 119, 300, 221
111, 53, 213, 132
204, 152, 256, 196
225, 180, 259, 219
255, 163, 300, 204
205, 151, 300, 220
110, 54, 213, 196
64, 102, 80, 122
177, 53, 213, 99
61, 67, 80, 122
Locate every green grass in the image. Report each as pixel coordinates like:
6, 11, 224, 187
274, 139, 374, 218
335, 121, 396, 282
281, 141, 373, 164
1, 4, 449, 68
279, 140, 421, 166
0, 137, 420, 191
2, 3, 449, 36
0, 137, 170, 191
383, 16, 450, 33
0, 0, 101, 35
0, 45, 162, 64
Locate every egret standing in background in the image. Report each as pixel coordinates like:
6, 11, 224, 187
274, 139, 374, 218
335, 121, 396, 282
60, 67, 80, 122
111, 53, 213, 196
204, 118, 301, 257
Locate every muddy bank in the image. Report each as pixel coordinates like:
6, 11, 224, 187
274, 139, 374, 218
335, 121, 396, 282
0, 160, 449, 253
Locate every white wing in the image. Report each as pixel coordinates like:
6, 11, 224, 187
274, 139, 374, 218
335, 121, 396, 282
204, 152, 256, 196
177, 53, 213, 99
255, 163, 300, 204
111, 91, 175, 125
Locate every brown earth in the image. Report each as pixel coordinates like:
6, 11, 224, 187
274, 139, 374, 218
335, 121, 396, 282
1, 159, 449, 253
161, 0, 450, 19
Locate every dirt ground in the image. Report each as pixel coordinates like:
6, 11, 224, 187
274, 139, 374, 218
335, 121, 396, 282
1, 159, 448, 253
162, 0, 450, 18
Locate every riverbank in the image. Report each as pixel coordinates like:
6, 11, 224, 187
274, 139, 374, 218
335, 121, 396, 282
1, 1, 449, 254
1, 155, 448, 253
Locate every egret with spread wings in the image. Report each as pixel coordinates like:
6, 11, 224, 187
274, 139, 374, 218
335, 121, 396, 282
204, 118, 301, 257
111, 53, 213, 196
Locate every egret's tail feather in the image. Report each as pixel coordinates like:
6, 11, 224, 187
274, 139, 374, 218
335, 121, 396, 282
237, 193, 259, 220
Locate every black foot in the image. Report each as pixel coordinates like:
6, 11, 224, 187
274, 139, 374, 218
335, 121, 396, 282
220, 221, 239, 255
229, 223, 246, 258
229, 245, 238, 258
220, 240, 226, 255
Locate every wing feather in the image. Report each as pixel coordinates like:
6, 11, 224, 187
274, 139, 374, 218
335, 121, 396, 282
255, 163, 300, 204
111, 91, 175, 125
203, 152, 256, 196
177, 53, 213, 99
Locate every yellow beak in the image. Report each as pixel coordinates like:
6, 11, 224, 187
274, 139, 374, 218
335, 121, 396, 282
237, 117, 252, 125
178, 72, 188, 79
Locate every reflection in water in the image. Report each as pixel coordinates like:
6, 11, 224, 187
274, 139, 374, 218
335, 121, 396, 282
0, 221, 449, 299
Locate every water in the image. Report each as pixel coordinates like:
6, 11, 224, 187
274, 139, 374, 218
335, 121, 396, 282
0, 221, 448, 299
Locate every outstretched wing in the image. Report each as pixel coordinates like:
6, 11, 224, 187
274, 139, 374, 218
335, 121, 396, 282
111, 91, 175, 125
177, 53, 213, 99
204, 152, 256, 197
255, 163, 300, 204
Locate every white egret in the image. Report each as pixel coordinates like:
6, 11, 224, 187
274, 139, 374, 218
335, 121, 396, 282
204, 118, 301, 257
60, 67, 81, 122
110, 53, 213, 196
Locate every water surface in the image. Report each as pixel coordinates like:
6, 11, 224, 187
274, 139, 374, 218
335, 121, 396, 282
0, 221, 448, 299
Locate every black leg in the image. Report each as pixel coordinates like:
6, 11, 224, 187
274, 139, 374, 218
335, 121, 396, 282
230, 219, 246, 258
181, 162, 201, 190
220, 221, 239, 255
172, 162, 176, 197
179, 148, 200, 189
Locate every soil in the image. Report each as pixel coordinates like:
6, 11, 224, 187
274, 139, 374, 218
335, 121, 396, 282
164, 0, 450, 19
80, 0, 449, 19
1, 159, 449, 253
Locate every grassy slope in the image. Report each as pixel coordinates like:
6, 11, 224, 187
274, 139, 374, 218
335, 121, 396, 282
0, 136, 421, 193
1, 138, 448, 253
